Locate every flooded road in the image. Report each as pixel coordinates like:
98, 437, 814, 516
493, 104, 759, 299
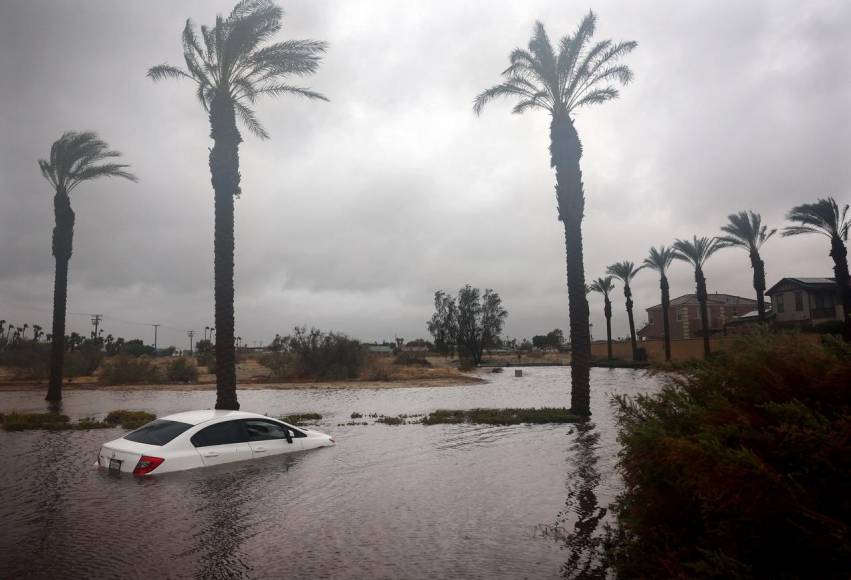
0, 368, 659, 579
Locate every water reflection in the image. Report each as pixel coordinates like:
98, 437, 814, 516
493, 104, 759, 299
558, 421, 609, 580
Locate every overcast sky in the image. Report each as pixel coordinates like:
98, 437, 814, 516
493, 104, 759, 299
1, 0, 849, 349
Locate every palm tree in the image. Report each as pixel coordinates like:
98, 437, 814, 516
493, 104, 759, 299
474, 13, 636, 416
643, 246, 676, 361
606, 261, 643, 359
149, 0, 328, 410
673, 236, 726, 357
39, 131, 136, 402
718, 211, 776, 321
589, 276, 615, 359
783, 197, 851, 340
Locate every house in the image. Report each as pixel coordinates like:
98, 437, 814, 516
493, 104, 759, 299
637, 293, 760, 340
765, 277, 844, 328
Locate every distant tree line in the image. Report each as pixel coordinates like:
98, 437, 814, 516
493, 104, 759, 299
427, 285, 508, 365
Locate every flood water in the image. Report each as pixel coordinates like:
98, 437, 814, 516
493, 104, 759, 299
0, 368, 659, 579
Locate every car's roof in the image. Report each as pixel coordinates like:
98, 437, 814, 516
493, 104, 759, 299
159, 410, 273, 426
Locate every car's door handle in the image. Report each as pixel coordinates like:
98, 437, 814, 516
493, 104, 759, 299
253, 447, 267, 453
202, 451, 219, 457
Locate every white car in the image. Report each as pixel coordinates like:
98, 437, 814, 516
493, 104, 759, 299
97, 410, 335, 476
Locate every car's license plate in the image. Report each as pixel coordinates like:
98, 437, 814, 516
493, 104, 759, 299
108, 458, 122, 473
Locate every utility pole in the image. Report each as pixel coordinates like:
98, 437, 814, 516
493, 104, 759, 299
90, 314, 103, 340
152, 324, 160, 354
187, 330, 195, 354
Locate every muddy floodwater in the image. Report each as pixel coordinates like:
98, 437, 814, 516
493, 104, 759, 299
0, 368, 659, 579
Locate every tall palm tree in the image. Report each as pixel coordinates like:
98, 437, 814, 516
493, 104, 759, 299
673, 236, 726, 357
149, 0, 328, 410
643, 246, 676, 361
718, 211, 775, 321
39, 131, 136, 402
474, 13, 636, 416
783, 197, 851, 341
589, 276, 615, 359
606, 261, 643, 359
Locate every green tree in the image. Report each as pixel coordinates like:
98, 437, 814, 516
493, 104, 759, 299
427, 290, 459, 356
38, 132, 136, 402
642, 246, 676, 361
149, 0, 328, 409
474, 13, 636, 415
673, 236, 726, 357
606, 261, 643, 359
455, 285, 508, 365
589, 276, 615, 359
783, 197, 851, 341
718, 211, 776, 321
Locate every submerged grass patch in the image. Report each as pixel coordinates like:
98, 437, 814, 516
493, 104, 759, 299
422, 407, 580, 426
281, 412, 322, 425
0, 409, 156, 431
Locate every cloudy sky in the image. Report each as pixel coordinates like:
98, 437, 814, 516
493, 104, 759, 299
1, 0, 849, 349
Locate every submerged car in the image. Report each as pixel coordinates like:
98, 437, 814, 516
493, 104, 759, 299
97, 410, 335, 476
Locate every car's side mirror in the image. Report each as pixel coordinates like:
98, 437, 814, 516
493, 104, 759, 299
285, 430, 293, 444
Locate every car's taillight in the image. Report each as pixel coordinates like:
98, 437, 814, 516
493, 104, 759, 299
133, 455, 164, 476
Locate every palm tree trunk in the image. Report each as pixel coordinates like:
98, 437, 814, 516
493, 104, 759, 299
750, 250, 767, 321
624, 283, 637, 359
551, 115, 591, 416
829, 236, 851, 341
47, 191, 74, 402
695, 267, 711, 356
660, 275, 672, 362
604, 297, 612, 360
209, 95, 241, 410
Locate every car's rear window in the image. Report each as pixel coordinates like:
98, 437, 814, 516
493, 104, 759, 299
124, 419, 192, 446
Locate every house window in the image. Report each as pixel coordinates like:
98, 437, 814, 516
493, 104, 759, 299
648, 313, 654, 324
776, 295, 784, 313
676, 309, 686, 321
794, 291, 804, 311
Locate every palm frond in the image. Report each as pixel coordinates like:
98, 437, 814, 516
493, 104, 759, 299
589, 275, 615, 296
39, 131, 137, 193
147, 64, 191, 81
606, 260, 643, 283
233, 101, 269, 139
673, 236, 725, 268
643, 245, 676, 274
783, 197, 850, 241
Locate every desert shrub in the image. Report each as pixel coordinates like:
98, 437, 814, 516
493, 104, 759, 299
65, 346, 103, 377
394, 351, 431, 366
363, 357, 391, 381
166, 357, 198, 383
350, 412, 363, 419
104, 410, 156, 429
458, 358, 476, 372
261, 327, 366, 380
100, 356, 163, 385
376, 415, 404, 426
606, 330, 851, 579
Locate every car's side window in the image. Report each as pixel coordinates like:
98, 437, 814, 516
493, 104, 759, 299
242, 419, 292, 442
191, 420, 246, 447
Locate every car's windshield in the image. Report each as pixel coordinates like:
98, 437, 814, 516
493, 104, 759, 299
124, 419, 192, 446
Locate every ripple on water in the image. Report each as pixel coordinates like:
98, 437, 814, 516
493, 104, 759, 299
0, 368, 660, 579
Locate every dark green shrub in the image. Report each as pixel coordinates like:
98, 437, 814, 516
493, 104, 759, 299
607, 331, 851, 578
1, 411, 71, 431
423, 407, 579, 425
166, 357, 198, 383
100, 356, 163, 385
65, 346, 103, 377
280, 412, 322, 425
261, 327, 366, 380
104, 410, 156, 429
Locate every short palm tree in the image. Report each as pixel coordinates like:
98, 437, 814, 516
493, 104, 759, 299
783, 197, 851, 340
718, 211, 776, 321
643, 246, 676, 361
149, 0, 328, 410
39, 131, 136, 402
606, 261, 643, 359
673, 236, 726, 357
474, 12, 636, 416
589, 276, 615, 359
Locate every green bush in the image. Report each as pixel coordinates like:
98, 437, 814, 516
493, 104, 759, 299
606, 331, 851, 578
1, 411, 70, 431
100, 356, 163, 385
166, 357, 198, 383
104, 410, 156, 429
280, 412, 322, 425
261, 327, 366, 380
423, 407, 579, 425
